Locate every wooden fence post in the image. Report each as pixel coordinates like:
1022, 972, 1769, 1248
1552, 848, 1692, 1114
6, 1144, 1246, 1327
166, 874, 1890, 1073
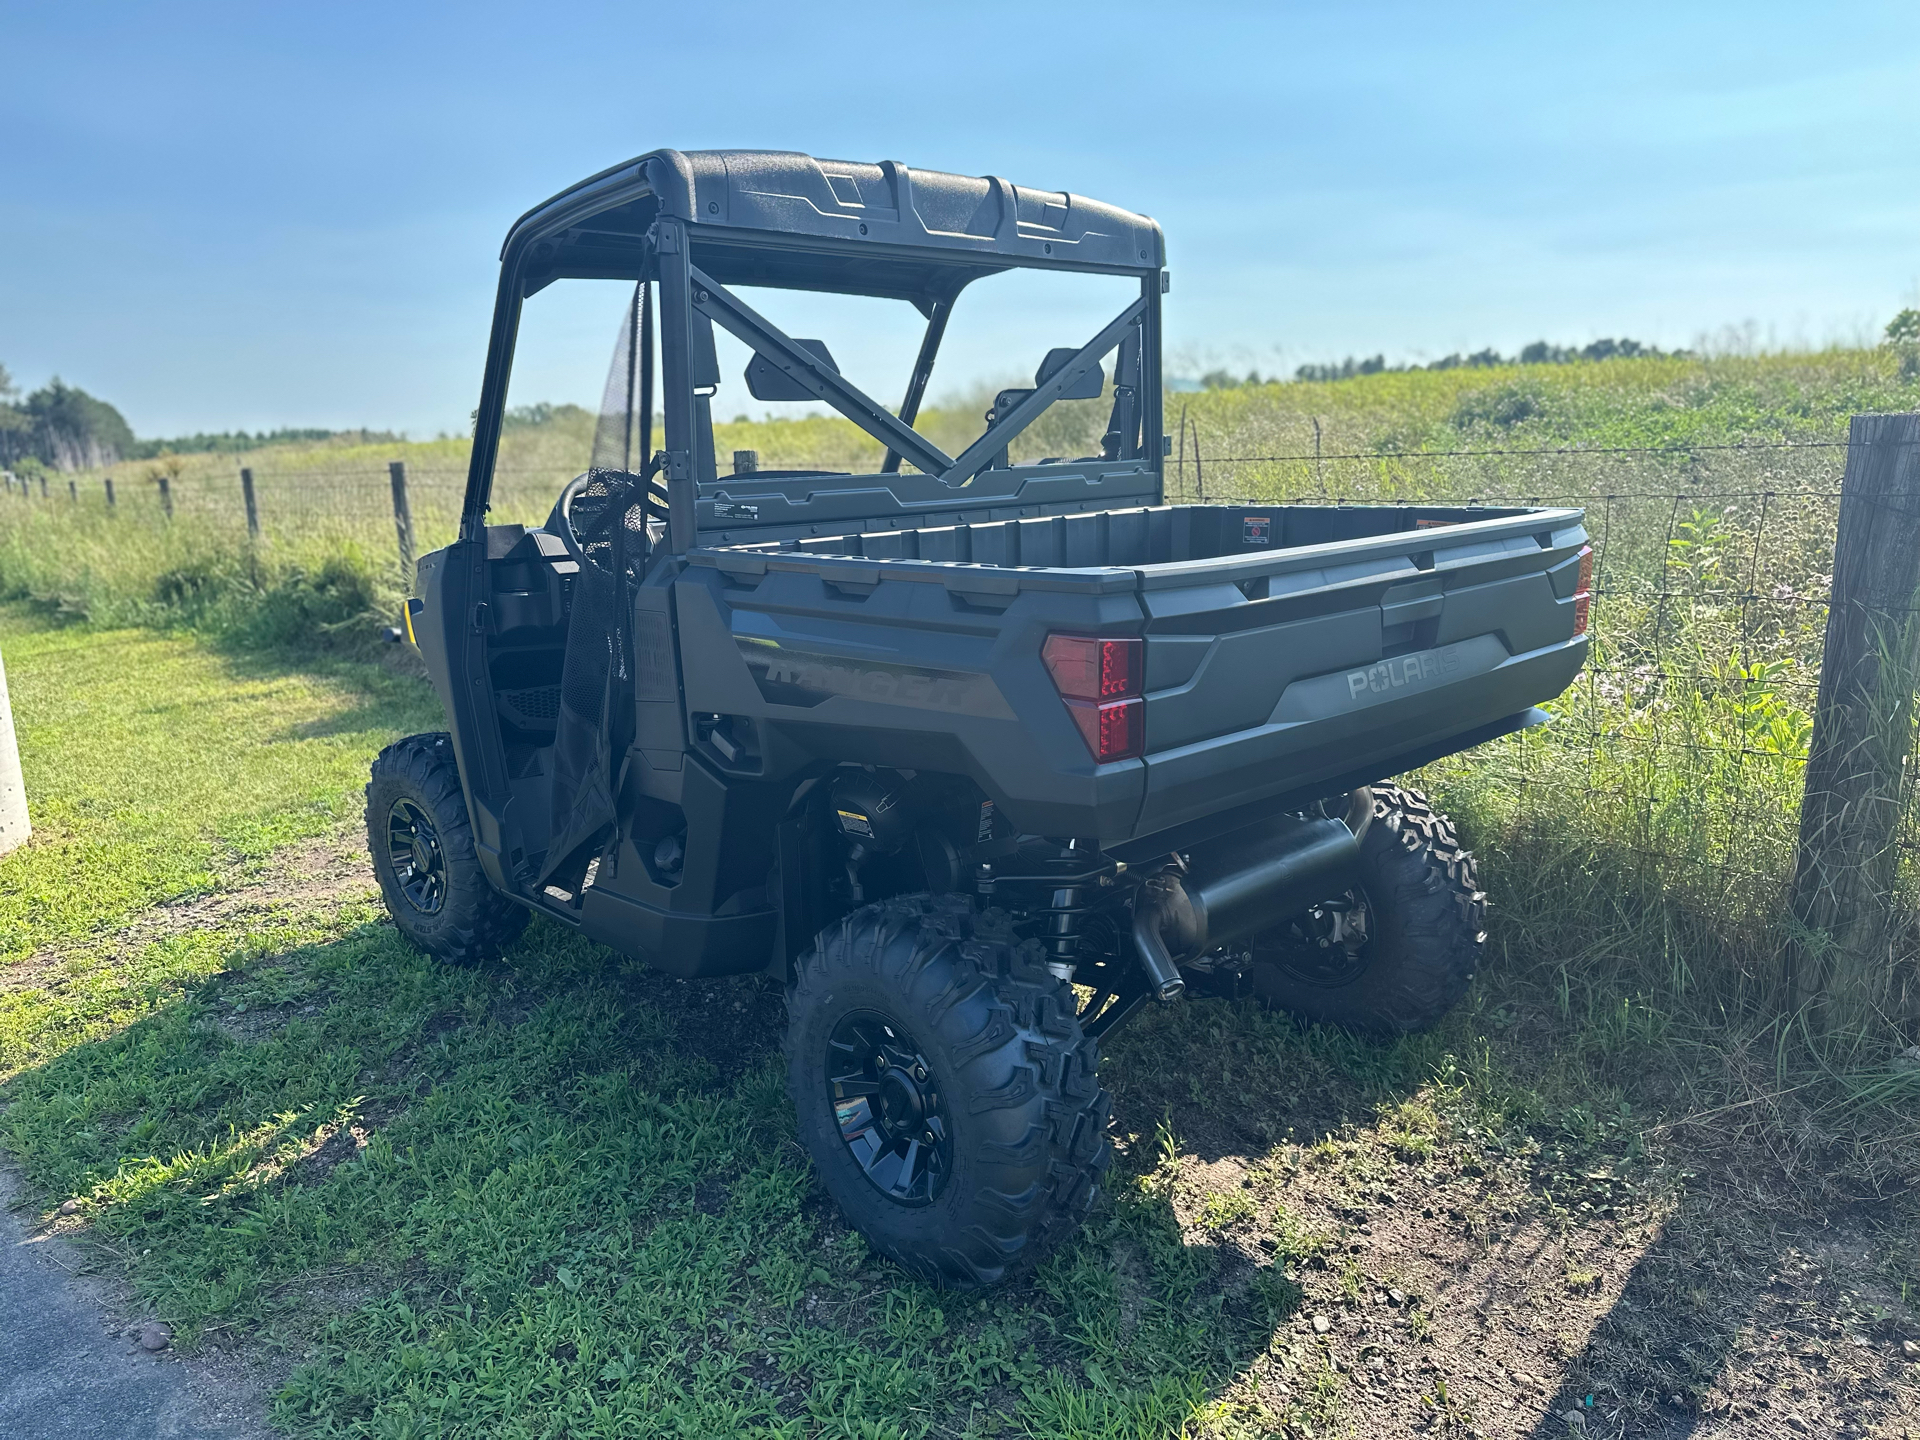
0, 642, 29, 860
240, 467, 260, 540
37, 476, 46, 499
733, 450, 758, 474
104, 477, 115, 509
156, 474, 173, 520
1788, 411, 1920, 1028
388, 461, 416, 590
67, 480, 76, 503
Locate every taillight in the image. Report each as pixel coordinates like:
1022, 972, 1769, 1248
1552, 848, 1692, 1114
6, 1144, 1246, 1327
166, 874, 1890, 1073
1044, 635, 1144, 762
1573, 545, 1594, 635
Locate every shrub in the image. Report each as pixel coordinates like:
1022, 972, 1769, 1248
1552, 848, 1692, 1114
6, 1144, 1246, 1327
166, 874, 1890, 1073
1449, 380, 1545, 431
237, 546, 385, 651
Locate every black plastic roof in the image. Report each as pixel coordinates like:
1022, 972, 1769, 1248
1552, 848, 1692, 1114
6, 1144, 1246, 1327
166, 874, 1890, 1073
506, 149, 1164, 305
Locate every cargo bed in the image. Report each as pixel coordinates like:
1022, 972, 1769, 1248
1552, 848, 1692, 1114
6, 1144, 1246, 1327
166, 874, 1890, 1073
677, 501, 1592, 844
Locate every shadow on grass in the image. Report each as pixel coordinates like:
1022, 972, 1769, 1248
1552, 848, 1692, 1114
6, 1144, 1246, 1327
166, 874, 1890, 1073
0, 914, 1303, 1439
216, 644, 438, 743
9, 819, 1913, 1435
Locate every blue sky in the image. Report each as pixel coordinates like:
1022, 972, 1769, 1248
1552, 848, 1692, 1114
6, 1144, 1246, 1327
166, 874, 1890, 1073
3, 1, 1916, 438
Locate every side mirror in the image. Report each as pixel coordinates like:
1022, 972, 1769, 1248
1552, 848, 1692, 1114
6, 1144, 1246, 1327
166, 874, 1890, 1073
745, 339, 839, 401
1035, 347, 1104, 400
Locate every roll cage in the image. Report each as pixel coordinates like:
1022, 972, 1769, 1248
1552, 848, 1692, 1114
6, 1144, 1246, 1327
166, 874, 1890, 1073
459, 149, 1170, 553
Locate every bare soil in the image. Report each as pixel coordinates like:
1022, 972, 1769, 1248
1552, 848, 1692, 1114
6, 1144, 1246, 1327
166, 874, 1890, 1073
1093, 1021, 1920, 1439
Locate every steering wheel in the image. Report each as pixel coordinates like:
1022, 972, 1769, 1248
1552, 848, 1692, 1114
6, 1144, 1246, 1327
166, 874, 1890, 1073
548, 469, 654, 576
548, 472, 597, 563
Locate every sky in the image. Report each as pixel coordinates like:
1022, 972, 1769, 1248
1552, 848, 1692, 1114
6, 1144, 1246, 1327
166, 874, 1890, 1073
2, 0, 1917, 439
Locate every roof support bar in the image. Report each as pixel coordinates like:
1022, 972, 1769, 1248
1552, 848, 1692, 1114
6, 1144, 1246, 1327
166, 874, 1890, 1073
883, 291, 960, 475
689, 265, 956, 479
936, 296, 1149, 488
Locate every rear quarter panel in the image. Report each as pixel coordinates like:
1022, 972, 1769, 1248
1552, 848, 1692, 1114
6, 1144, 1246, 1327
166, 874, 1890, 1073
672, 555, 1150, 842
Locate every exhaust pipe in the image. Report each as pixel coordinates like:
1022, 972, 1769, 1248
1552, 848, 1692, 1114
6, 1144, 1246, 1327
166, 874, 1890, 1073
1132, 807, 1364, 1002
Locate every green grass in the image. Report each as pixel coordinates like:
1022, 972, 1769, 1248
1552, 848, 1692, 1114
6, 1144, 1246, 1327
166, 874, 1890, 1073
0, 605, 437, 971
0, 602, 440, 1082
2, 611, 1813, 1440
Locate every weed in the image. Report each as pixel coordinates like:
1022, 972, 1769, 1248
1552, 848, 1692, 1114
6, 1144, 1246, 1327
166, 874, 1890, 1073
1337, 1254, 1364, 1306
1197, 1188, 1256, 1232
1420, 1376, 1479, 1432
1564, 1266, 1602, 1294
1268, 1202, 1331, 1265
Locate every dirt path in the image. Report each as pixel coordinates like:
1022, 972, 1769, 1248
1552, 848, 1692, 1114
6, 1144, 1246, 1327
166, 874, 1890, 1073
2, 826, 377, 996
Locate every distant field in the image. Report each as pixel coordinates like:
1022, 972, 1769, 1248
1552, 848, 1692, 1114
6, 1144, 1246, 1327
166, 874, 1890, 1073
0, 347, 1911, 643
14, 345, 1920, 546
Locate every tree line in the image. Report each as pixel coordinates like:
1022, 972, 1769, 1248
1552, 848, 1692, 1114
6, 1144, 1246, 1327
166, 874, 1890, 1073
0, 362, 397, 475
1296, 336, 1681, 383
0, 365, 136, 472
1192, 337, 1684, 390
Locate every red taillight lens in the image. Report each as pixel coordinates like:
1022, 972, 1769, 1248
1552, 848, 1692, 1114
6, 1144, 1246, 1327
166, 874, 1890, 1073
1042, 634, 1142, 702
1044, 634, 1145, 761
1065, 697, 1144, 762
1573, 545, 1594, 635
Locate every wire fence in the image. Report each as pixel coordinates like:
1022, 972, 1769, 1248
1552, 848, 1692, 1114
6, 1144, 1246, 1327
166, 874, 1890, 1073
1174, 438, 1919, 1004
5, 435, 1909, 991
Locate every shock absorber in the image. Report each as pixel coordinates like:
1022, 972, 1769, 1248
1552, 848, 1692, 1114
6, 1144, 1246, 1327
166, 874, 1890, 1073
1039, 839, 1100, 980
1043, 880, 1087, 975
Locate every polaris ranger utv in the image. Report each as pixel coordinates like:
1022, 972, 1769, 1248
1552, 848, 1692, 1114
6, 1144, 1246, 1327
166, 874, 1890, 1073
370, 148, 1591, 1287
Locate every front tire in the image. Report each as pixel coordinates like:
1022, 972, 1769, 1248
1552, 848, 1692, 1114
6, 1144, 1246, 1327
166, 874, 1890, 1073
785, 894, 1111, 1288
1246, 785, 1484, 1034
365, 732, 527, 964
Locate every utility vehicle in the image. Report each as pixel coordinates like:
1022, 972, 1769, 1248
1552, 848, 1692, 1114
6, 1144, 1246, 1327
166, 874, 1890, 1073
369, 148, 1591, 1286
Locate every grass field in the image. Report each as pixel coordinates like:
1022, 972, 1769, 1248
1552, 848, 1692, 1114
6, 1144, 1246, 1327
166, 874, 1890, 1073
4, 607, 1913, 1437
2, 351, 1920, 1434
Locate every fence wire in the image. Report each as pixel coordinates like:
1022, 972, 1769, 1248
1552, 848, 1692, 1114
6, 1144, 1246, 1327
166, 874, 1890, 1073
1176, 442, 1878, 958
7, 438, 1900, 945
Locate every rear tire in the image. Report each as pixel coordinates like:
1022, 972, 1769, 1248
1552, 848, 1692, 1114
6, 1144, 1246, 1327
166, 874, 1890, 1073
1246, 785, 1484, 1034
366, 732, 527, 965
785, 894, 1111, 1288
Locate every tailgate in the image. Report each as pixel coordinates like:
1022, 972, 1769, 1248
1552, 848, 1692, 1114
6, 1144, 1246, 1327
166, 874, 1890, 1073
1133, 508, 1590, 835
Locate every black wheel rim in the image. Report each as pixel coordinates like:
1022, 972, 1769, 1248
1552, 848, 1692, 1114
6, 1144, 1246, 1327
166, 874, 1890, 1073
825, 1011, 951, 1207
1259, 889, 1375, 987
387, 798, 447, 915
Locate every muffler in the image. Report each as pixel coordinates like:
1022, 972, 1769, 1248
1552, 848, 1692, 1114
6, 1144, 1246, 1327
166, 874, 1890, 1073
1132, 805, 1364, 1001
